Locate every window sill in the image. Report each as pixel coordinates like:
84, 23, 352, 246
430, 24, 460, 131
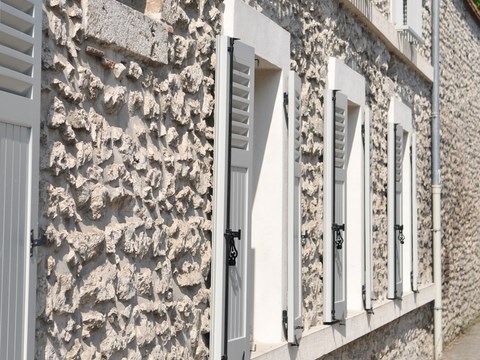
339, 0, 433, 83
251, 283, 435, 360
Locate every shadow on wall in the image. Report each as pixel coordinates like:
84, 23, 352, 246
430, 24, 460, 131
116, 0, 162, 13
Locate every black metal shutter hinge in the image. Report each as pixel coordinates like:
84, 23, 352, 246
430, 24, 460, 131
362, 123, 365, 147
30, 229, 46, 257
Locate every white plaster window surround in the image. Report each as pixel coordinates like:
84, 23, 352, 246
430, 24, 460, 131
211, 0, 302, 359
340, 0, 432, 82
323, 57, 373, 324
387, 97, 419, 299
83, 0, 169, 64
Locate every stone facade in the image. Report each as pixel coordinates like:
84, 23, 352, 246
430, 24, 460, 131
439, 0, 480, 346
38, 0, 218, 358
35, 0, 480, 359
320, 304, 433, 360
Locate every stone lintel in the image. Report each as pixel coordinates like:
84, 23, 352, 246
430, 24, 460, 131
83, 0, 168, 65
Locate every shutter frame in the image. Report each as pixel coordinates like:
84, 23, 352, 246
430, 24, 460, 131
324, 90, 348, 323
363, 107, 373, 311
287, 71, 302, 343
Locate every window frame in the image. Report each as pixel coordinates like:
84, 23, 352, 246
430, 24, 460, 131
323, 58, 372, 323
387, 97, 418, 299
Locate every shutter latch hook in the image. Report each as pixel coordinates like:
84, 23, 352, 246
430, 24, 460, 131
225, 229, 241, 266
395, 224, 405, 244
332, 224, 345, 250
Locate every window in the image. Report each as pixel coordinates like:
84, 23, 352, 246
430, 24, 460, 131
387, 98, 419, 299
391, 0, 423, 43
323, 58, 373, 323
211, 1, 301, 358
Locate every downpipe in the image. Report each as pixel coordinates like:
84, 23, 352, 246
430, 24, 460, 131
433, 185, 442, 359
432, 0, 442, 357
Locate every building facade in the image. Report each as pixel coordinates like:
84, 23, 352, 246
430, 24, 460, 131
0, 0, 480, 359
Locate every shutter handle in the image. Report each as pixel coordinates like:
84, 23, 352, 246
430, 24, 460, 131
332, 224, 345, 250
395, 225, 405, 244
225, 229, 241, 266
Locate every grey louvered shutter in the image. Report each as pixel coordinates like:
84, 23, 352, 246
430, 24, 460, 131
287, 71, 302, 343
211, 35, 254, 360
411, 132, 418, 292
394, 124, 404, 297
324, 90, 347, 323
0, 0, 42, 359
363, 107, 373, 311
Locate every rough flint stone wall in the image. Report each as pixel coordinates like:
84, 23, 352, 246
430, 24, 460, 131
320, 304, 433, 360
440, 0, 480, 345
38, 0, 436, 359
37, 0, 220, 358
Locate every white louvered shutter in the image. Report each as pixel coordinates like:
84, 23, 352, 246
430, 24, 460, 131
363, 107, 373, 311
411, 132, 418, 292
388, 123, 404, 299
211, 35, 254, 360
324, 90, 347, 323
287, 71, 302, 343
0, 1, 41, 359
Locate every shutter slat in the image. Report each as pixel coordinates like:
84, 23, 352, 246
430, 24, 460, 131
232, 108, 249, 123
231, 134, 249, 150
0, 67, 32, 97
232, 95, 250, 112
0, 23, 34, 54
3, 0, 34, 14
0, 3, 34, 33
0, 44, 34, 74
